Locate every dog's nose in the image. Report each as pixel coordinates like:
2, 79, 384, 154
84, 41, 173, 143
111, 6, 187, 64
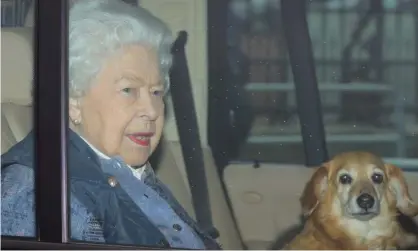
356, 193, 375, 209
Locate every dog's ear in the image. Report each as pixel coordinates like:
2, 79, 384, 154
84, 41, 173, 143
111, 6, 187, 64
385, 163, 418, 217
300, 162, 330, 217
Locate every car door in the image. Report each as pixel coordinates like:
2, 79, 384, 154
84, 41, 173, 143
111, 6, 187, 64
207, 0, 418, 249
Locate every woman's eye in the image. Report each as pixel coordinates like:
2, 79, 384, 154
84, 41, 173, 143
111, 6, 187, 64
152, 90, 164, 96
122, 87, 134, 94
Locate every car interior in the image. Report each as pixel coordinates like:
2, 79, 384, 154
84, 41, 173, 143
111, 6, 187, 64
1, 0, 418, 249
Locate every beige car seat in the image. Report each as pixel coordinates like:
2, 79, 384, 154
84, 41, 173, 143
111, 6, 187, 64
1, 25, 243, 250
156, 141, 244, 249
1, 28, 34, 153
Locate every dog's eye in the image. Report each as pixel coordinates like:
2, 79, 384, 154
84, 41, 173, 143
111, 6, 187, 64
339, 174, 352, 184
371, 173, 384, 184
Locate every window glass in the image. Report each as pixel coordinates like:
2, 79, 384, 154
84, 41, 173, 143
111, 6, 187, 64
306, 0, 418, 170
66, 0, 217, 249
1, 0, 220, 248
1, 0, 36, 238
1, 0, 33, 27
213, 0, 305, 165
213, 0, 418, 170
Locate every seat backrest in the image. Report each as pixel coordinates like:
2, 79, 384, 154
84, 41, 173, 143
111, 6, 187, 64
155, 141, 244, 249
1, 28, 34, 154
139, 0, 244, 248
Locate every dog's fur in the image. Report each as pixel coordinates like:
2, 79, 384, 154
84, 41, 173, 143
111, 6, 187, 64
284, 151, 418, 250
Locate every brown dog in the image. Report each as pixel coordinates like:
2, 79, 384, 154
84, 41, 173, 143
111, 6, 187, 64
285, 151, 418, 250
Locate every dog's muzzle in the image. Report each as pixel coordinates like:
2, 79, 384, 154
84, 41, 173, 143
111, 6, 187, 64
349, 192, 380, 221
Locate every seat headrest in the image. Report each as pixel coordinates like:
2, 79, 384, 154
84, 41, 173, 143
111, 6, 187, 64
1, 28, 34, 106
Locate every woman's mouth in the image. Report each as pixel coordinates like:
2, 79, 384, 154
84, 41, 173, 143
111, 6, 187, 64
127, 132, 154, 147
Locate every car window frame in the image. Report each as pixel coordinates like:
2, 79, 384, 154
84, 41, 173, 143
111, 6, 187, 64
1, 0, 187, 249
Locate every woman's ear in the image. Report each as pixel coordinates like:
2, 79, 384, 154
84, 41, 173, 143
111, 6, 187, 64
69, 98, 82, 125
385, 163, 418, 217
300, 162, 330, 217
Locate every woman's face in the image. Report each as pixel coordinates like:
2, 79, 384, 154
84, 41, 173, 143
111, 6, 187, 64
69, 45, 165, 166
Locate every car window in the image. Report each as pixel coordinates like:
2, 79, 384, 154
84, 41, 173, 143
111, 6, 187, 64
209, 0, 418, 171
1, 0, 209, 249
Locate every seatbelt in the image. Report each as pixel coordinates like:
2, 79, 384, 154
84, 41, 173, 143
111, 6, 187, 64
169, 31, 219, 239
281, 0, 328, 166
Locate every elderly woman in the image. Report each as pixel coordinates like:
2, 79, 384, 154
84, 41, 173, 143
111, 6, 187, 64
1, 0, 220, 249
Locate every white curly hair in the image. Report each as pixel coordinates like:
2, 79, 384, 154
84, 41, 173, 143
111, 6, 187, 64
69, 0, 173, 97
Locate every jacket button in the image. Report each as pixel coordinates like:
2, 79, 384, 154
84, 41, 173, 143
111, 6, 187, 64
107, 176, 118, 187
172, 223, 182, 231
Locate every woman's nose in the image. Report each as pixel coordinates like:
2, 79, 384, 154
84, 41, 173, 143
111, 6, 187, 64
137, 93, 159, 120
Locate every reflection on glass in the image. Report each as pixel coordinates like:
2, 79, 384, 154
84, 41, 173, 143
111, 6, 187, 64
1, 0, 36, 238
222, 0, 418, 169
225, 0, 304, 163
1, 0, 33, 27
65, 0, 220, 248
306, 0, 418, 169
